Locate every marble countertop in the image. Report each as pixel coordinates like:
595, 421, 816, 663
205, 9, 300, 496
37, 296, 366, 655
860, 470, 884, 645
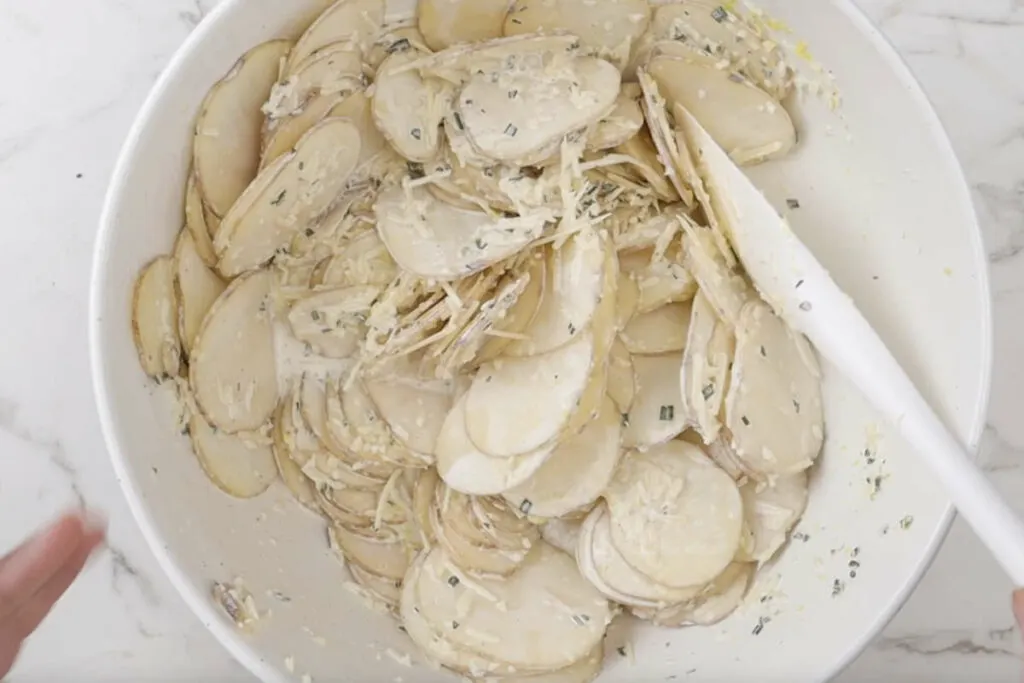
1, 0, 1022, 680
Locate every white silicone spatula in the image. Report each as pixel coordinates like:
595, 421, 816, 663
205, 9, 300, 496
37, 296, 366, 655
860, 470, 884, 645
675, 107, 1024, 584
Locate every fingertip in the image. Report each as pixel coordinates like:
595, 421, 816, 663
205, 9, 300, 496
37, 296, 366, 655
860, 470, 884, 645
76, 509, 109, 538
1012, 589, 1024, 620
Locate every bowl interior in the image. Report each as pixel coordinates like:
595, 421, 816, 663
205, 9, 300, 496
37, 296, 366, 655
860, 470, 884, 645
91, 1, 991, 681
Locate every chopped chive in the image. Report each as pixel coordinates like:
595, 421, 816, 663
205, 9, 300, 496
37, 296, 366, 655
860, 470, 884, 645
410, 128, 422, 140
448, 575, 460, 587
616, 646, 627, 657
567, 322, 576, 335
786, 198, 801, 209
759, 345, 767, 357
519, 499, 533, 514
795, 279, 805, 289
504, 123, 518, 137
453, 112, 465, 130
799, 301, 812, 312
741, 415, 750, 426
304, 228, 314, 237
711, 6, 728, 22
702, 384, 715, 400
793, 399, 801, 414
621, 413, 630, 427
508, 89, 519, 99
407, 162, 425, 179
387, 38, 411, 54
270, 190, 287, 206
659, 405, 675, 421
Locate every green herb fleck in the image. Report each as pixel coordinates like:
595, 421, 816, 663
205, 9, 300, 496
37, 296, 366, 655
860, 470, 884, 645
453, 112, 465, 130
447, 575, 460, 588
659, 405, 675, 421
899, 515, 914, 530
408, 162, 425, 179
759, 345, 767, 357
616, 646, 627, 658
786, 198, 801, 209
387, 38, 411, 54
831, 579, 845, 597
702, 384, 715, 400
519, 499, 533, 514
270, 190, 287, 206
504, 123, 518, 137
711, 6, 728, 22
410, 128, 422, 140
799, 301, 812, 312
304, 228, 314, 237
741, 415, 750, 426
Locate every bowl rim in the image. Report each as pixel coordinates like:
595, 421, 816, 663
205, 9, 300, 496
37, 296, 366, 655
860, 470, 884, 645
89, 1, 993, 681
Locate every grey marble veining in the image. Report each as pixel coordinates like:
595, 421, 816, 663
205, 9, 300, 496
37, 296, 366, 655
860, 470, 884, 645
0, 0, 1021, 681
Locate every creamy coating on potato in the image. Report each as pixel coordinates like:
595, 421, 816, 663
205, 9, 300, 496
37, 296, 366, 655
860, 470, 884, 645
129, 0, 826, 679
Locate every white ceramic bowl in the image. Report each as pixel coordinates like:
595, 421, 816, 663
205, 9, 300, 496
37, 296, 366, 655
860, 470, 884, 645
90, 1, 992, 681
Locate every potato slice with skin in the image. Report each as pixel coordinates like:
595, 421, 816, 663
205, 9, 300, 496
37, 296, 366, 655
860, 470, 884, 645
271, 408, 321, 513
349, 562, 401, 608
319, 486, 375, 528
606, 442, 743, 589
466, 332, 595, 458
132, 256, 182, 379
738, 472, 808, 564
401, 555, 519, 678
264, 42, 363, 121
287, 285, 377, 359
216, 118, 362, 277
287, 0, 385, 73
506, 230, 607, 357
436, 394, 554, 495
607, 339, 636, 414
374, 184, 549, 281
456, 56, 620, 165
431, 504, 527, 576
631, 562, 754, 627
648, 55, 795, 165
261, 92, 347, 168
174, 230, 227, 356
503, 396, 622, 519
726, 300, 824, 476
504, 0, 651, 69
364, 363, 454, 456
189, 412, 277, 499
194, 40, 292, 218
680, 291, 734, 444
579, 504, 702, 608
329, 90, 391, 173
372, 51, 454, 162
330, 523, 410, 580
415, 544, 612, 672
588, 83, 644, 151
190, 269, 277, 433
418, 0, 509, 51
185, 174, 218, 264
620, 301, 692, 355
622, 351, 687, 448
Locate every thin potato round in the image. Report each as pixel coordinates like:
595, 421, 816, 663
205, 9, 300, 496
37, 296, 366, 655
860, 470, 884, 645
194, 40, 292, 218
189, 412, 277, 499
286, 0, 385, 72
364, 365, 453, 456
738, 472, 809, 564
271, 409, 321, 513
436, 394, 553, 495
466, 332, 595, 458
726, 300, 824, 476
504, 0, 650, 69
330, 523, 410, 581
619, 301, 692, 355
287, 286, 377, 359
184, 173, 218, 264
607, 339, 636, 414
173, 229, 226, 356
216, 118, 362, 277
131, 256, 182, 379
605, 442, 743, 589
190, 269, 278, 433
622, 351, 687, 449
419, 0, 508, 51
503, 396, 622, 519
588, 82, 644, 150
372, 51, 453, 162
680, 291, 734, 444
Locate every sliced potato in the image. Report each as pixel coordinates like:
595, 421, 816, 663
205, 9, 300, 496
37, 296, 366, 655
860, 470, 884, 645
466, 332, 595, 458
216, 118, 362, 277
372, 51, 454, 162
679, 291, 734, 444
131, 256, 182, 379
725, 300, 824, 476
189, 412, 277, 499
286, 0, 386, 72
190, 269, 277, 433
678, 215, 751, 326
287, 285, 378, 358
456, 56, 621, 165
263, 42, 363, 121
349, 562, 402, 608
413, 33, 581, 86
414, 543, 612, 672
419, 0, 508, 51
486, 646, 604, 683
636, 68, 697, 210
588, 82, 644, 150
540, 517, 583, 556
605, 442, 743, 589
622, 351, 687, 448
261, 92, 347, 168
271, 409, 321, 512
503, 396, 622, 519
374, 184, 549, 280
173, 229, 227, 356
328, 90, 391, 173
607, 339, 636, 414
184, 173, 218, 265
578, 503, 702, 608
738, 472, 808, 564
504, 0, 651, 68
648, 55, 795, 165
619, 301, 692, 355
194, 40, 292, 218
506, 231, 607, 357
319, 228, 398, 288
431, 504, 527, 576
640, 1, 790, 98
436, 394, 554, 495
365, 25, 430, 72
364, 362, 454, 456
632, 562, 754, 628
331, 523, 410, 580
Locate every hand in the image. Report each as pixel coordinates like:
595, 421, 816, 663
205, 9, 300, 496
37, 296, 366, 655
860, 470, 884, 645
1015, 589, 1024, 633
0, 510, 107, 678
